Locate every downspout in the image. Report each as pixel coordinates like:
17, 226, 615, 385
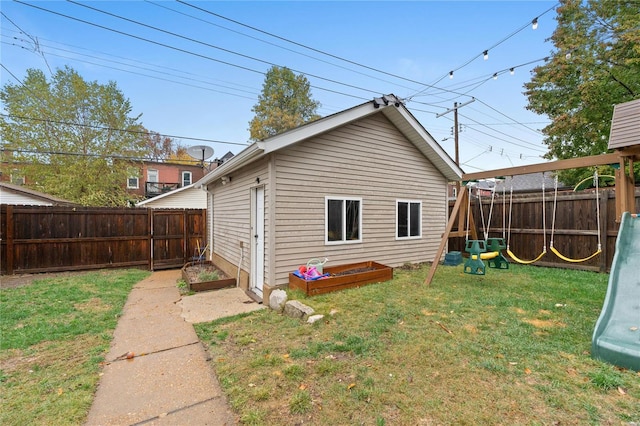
201, 183, 214, 263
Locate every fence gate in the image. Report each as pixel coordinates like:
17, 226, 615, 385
151, 209, 207, 270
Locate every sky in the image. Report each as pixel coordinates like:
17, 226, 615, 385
1, 0, 560, 173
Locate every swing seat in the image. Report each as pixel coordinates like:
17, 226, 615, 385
486, 238, 509, 269
471, 251, 500, 260
464, 240, 486, 276
550, 245, 602, 263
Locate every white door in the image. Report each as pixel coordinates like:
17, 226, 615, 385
250, 187, 265, 297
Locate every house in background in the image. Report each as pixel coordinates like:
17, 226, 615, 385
133, 152, 235, 208
127, 152, 236, 201
126, 161, 208, 200
0, 182, 77, 206
196, 95, 463, 301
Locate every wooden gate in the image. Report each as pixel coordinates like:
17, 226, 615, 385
151, 209, 207, 270
0, 205, 206, 275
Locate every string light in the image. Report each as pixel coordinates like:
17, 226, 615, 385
483, 50, 489, 60
449, 71, 454, 79
509, 68, 515, 75
532, 17, 539, 30
492, 73, 498, 80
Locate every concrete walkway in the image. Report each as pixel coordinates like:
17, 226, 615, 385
85, 269, 263, 426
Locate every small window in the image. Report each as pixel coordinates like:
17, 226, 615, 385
182, 171, 192, 187
11, 169, 24, 185
325, 197, 362, 244
396, 200, 421, 239
127, 176, 139, 189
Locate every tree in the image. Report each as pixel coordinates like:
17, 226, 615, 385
524, 0, 640, 184
0, 66, 147, 206
141, 130, 193, 165
249, 66, 321, 141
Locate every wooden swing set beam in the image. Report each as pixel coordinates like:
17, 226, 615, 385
462, 152, 621, 181
425, 149, 639, 286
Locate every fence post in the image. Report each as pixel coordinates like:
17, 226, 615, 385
183, 210, 188, 265
6, 205, 14, 275
148, 208, 153, 271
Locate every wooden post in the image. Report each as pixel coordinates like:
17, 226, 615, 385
425, 185, 469, 285
599, 189, 609, 272
148, 208, 154, 271
6, 205, 14, 275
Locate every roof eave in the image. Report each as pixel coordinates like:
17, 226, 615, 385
195, 143, 265, 188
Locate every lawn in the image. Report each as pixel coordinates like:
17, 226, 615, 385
196, 263, 640, 425
0, 269, 150, 426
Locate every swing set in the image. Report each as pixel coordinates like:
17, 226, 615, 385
425, 148, 639, 285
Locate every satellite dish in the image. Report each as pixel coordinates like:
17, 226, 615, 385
186, 145, 214, 162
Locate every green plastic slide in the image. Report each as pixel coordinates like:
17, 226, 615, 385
591, 212, 640, 371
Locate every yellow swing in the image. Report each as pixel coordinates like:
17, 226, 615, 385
549, 171, 602, 263
506, 175, 547, 264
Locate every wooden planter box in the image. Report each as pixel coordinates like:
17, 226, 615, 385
288, 261, 393, 296
181, 261, 236, 292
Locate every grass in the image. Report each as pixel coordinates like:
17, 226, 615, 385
195, 263, 640, 425
0, 269, 150, 426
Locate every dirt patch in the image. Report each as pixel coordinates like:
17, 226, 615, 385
331, 267, 377, 276
74, 297, 111, 313
1, 271, 91, 289
523, 318, 566, 328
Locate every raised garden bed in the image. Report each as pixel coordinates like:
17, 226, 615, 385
288, 261, 393, 296
181, 261, 236, 292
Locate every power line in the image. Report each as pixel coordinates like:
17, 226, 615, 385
145, 0, 420, 94
13, 1, 369, 101
174, 0, 451, 94
1, 147, 208, 166
1, 113, 250, 147
65, 1, 385, 97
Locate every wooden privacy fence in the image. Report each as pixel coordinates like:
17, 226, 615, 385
0, 205, 206, 275
448, 189, 640, 273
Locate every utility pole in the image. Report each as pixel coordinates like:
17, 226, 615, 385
436, 98, 475, 194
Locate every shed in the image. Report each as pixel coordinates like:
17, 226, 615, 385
135, 183, 207, 209
0, 182, 77, 206
196, 95, 463, 301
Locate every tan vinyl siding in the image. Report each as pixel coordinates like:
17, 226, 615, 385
208, 158, 269, 282
272, 114, 447, 286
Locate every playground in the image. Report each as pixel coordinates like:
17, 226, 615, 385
427, 98, 640, 373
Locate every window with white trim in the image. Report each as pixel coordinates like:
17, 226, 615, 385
127, 176, 139, 189
396, 200, 421, 239
182, 171, 192, 187
325, 197, 362, 244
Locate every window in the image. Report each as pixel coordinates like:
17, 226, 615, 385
127, 176, 139, 189
147, 169, 160, 192
325, 197, 362, 244
182, 171, 192, 187
396, 200, 421, 239
11, 169, 24, 185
